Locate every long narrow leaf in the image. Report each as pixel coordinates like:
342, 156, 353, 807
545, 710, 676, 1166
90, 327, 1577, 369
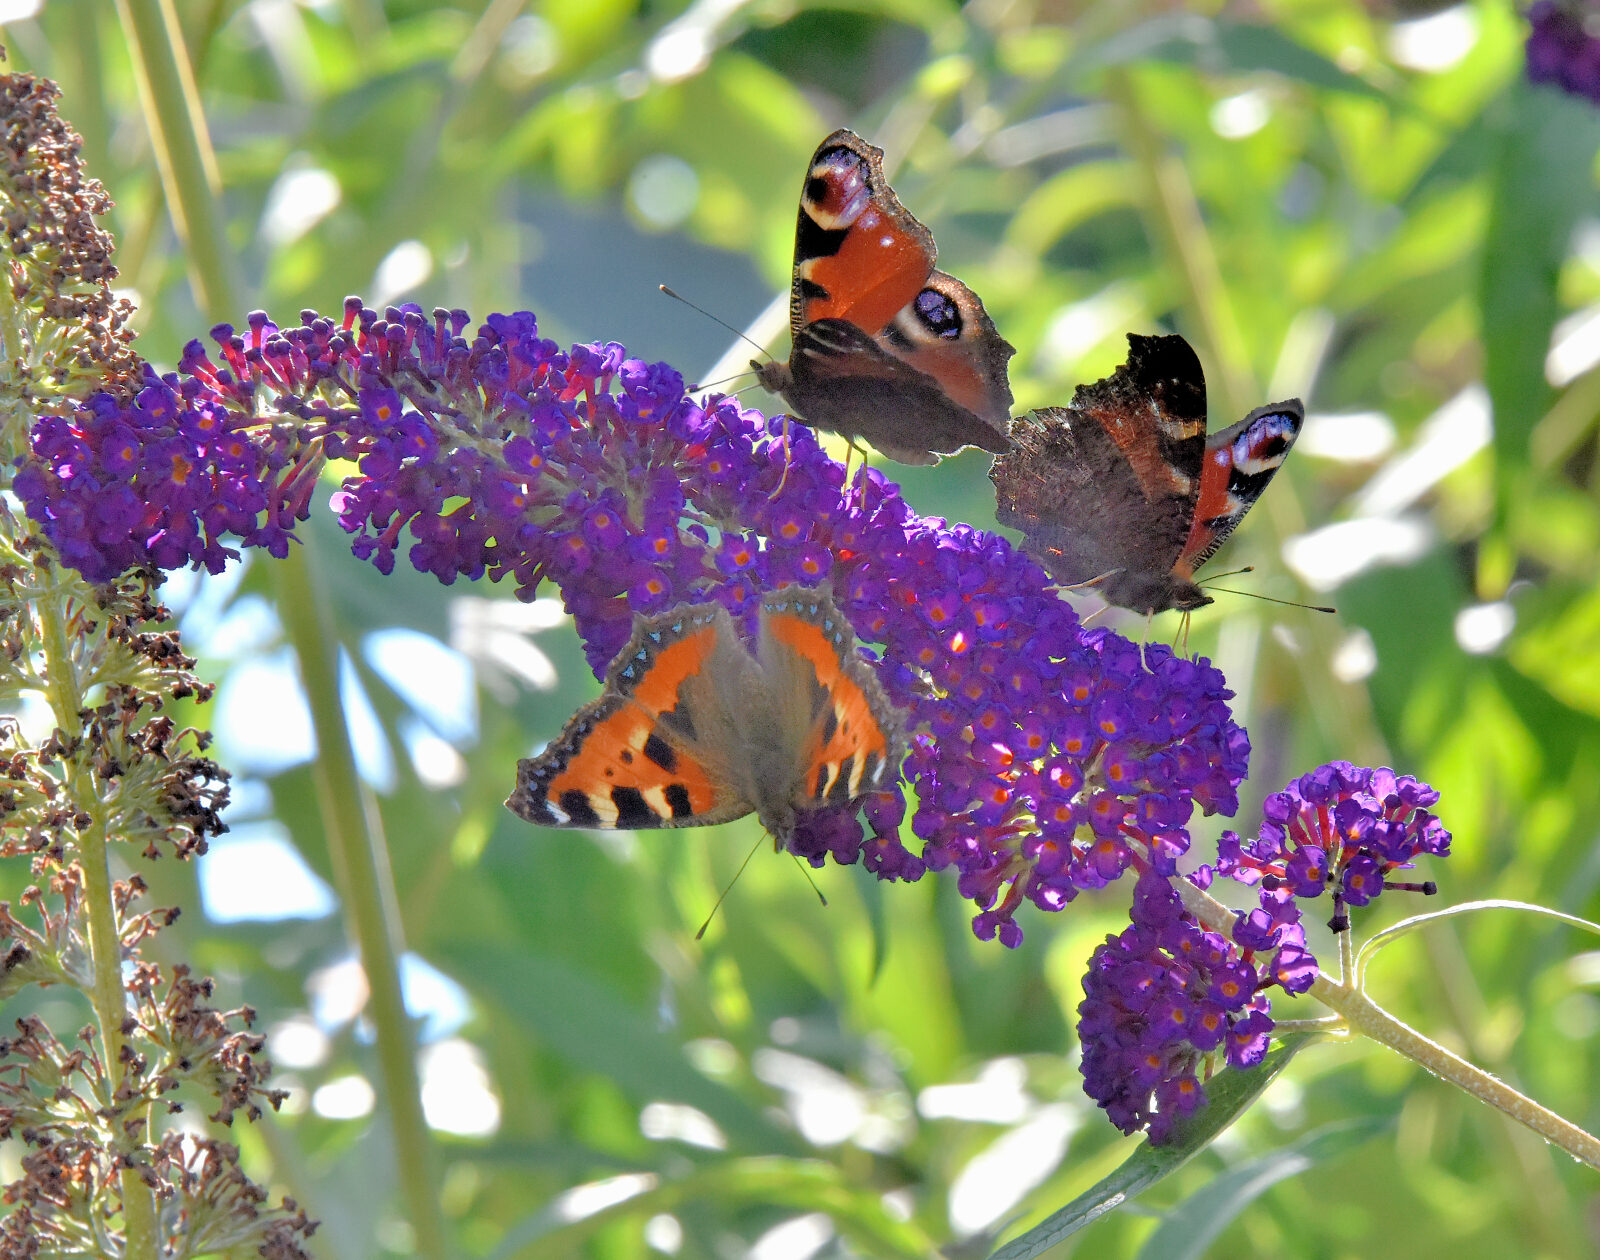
987, 1033, 1321, 1259
1133, 1117, 1390, 1260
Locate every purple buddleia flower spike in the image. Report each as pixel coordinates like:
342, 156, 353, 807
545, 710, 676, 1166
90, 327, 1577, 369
1077, 870, 1282, 1144
1203, 761, 1450, 943
22, 301, 1253, 941
1526, 1, 1600, 106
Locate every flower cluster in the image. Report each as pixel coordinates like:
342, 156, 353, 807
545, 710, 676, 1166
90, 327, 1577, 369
1078, 872, 1276, 1144
22, 302, 1253, 944
16, 348, 325, 582
1526, 1, 1600, 105
1207, 761, 1450, 934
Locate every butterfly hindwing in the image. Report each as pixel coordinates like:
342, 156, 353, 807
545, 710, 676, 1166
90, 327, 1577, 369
992, 403, 1161, 586
881, 271, 1016, 428
782, 320, 1010, 466
506, 605, 754, 831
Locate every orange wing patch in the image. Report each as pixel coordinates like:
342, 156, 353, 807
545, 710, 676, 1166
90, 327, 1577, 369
793, 134, 935, 335
508, 618, 734, 830
800, 218, 930, 333
764, 609, 896, 807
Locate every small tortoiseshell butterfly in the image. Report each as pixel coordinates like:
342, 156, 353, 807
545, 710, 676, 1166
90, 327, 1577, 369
753, 129, 1016, 466
990, 333, 1304, 615
506, 585, 907, 847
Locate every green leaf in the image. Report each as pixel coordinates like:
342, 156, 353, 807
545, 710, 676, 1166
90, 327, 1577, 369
986, 1033, 1320, 1260
1482, 81, 1600, 494
1077, 16, 1388, 100
438, 941, 799, 1156
1133, 1117, 1390, 1260
488, 1156, 938, 1260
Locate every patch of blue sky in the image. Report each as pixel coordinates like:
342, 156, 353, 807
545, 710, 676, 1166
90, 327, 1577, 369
197, 821, 338, 921
364, 627, 478, 745
212, 646, 396, 790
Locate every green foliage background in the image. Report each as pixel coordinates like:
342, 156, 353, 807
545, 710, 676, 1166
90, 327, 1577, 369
4, 0, 1599, 1255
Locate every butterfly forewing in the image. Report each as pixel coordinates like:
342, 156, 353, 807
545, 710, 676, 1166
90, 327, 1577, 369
1179, 400, 1304, 574
790, 130, 935, 338
756, 586, 906, 815
1070, 334, 1208, 556
506, 605, 754, 831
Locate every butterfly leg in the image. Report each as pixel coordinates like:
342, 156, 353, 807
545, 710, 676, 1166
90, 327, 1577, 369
1164, 608, 1197, 659
846, 437, 874, 513
767, 413, 794, 500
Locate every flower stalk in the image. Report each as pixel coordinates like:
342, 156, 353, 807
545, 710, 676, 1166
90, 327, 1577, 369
1174, 876, 1600, 1168
0, 71, 317, 1256
34, 589, 162, 1257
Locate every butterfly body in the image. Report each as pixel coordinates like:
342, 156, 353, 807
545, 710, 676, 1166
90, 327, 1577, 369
991, 333, 1304, 615
507, 586, 906, 845
753, 129, 1015, 465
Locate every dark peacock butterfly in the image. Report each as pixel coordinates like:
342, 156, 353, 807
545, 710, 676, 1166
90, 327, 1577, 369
753, 130, 1016, 466
991, 333, 1305, 616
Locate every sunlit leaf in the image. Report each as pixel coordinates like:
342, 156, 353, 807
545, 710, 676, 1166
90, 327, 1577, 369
987, 1034, 1323, 1259
1132, 1117, 1390, 1260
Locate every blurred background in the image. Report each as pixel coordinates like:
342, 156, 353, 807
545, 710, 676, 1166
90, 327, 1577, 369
3, 0, 1599, 1256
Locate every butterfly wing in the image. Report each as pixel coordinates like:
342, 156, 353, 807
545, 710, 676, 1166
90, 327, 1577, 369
781, 319, 1010, 465
1066, 332, 1208, 561
878, 270, 1015, 430
750, 586, 906, 827
1178, 399, 1304, 577
991, 333, 1214, 613
507, 603, 757, 831
759, 130, 1016, 463
787, 129, 935, 340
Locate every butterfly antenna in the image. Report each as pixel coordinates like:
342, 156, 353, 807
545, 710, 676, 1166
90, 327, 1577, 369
695, 832, 768, 941
1204, 564, 1256, 582
660, 285, 774, 360
691, 366, 761, 393
790, 854, 829, 908
1204, 587, 1337, 614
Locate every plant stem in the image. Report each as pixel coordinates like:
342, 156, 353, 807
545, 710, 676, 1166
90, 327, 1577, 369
36, 589, 162, 1257
115, 6, 448, 1250
112, 0, 235, 321
276, 544, 450, 1260
1106, 68, 1255, 419
1175, 879, 1600, 1168
1109, 67, 1388, 767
